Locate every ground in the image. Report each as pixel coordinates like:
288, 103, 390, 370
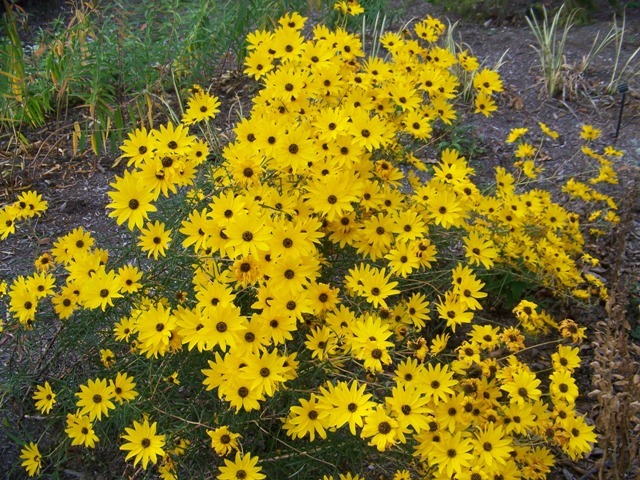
1, 0, 640, 478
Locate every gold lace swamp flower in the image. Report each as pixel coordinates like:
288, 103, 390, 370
392, 470, 412, 480
334, 0, 364, 15
357, 212, 395, 261
590, 161, 619, 185
426, 185, 465, 228
515, 142, 536, 158
549, 369, 579, 405
182, 90, 221, 125
429, 333, 450, 357
117, 264, 143, 294
469, 324, 501, 351
14, 190, 48, 219
361, 405, 400, 452
559, 414, 598, 460
273, 126, 317, 174
179, 207, 215, 253
355, 266, 400, 309
151, 122, 194, 157
113, 316, 135, 342
207, 426, 241, 456
219, 376, 265, 412
138, 220, 172, 260
217, 452, 266, 480
506, 127, 528, 143
402, 109, 433, 140
539, 122, 559, 140
284, 393, 329, 441
455, 50, 478, 74
224, 211, 271, 259
164, 371, 180, 385
463, 230, 498, 269
429, 430, 474, 478
26, 271, 55, 299
474, 92, 498, 117
267, 254, 319, 297
473, 68, 504, 94
422, 362, 457, 405
111, 371, 138, 403
473, 423, 513, 472
107, 170, 157, 231
120, 418, 166, 470
402, 291, 431, 330
120, 127, 152, 167
393, 358, 427, 388
9, 279, 38, 327
305, 171, 363, 222
580, 124, 602, 141
34, 252, 54, 272
135, 302, 178, 358
348, 111, 393, 152
305, 325, 339, 360
516, 158, 543, 179
243, 48, 275, 80
100, 349, 116, 368
20, 442, 42, 477
415, 16, 446, 42
501, 326, 526, 352
76, 377, 116, 421
385, 241, 421, 278
500, 369, 542, 405
240, 349, 288, 397
0, 206, 17, 239
80, 268, 123, 311
386, 383, 432, 433
52, 283, 79, 320
552, 345, 581, 372
452, 265, 487, 311
51, 226, 95, 264
307, 281, 339, 315
32, 381, 56, 414
317, 381, 375, 435
197, 303, 246, 352
66, 413, 99, 448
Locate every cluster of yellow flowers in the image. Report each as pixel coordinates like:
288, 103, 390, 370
4, 9, 621, 480
0, 190, 47, 240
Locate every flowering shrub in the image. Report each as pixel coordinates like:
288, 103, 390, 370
2, 7, 622, 480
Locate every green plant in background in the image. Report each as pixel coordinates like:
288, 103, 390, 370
1, 0, 334, 160
606, 12, 640, 93
526, 4, 640, 100
526, 5, 578, 98
0, 1, 51, 127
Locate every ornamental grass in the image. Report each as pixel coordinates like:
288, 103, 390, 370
1, 4, 623, 479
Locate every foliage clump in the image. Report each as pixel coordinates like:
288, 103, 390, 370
1, 5, 622, 479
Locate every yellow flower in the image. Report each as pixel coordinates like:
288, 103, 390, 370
120, 418, 166, 469
20, 442, 42, 477
506, 127, 528, 143
539, 122, 559, 140
107, 170, 157, 231
138, 220, 172, 260
76, 378, 116, 421
100, 349, 116, 368
360, 405, 399, 451
207, 426, 241, 456
580, 124, 601, 141
217, 452, 265, 480
66, 413, 99, 448
32, 381, 56, 414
